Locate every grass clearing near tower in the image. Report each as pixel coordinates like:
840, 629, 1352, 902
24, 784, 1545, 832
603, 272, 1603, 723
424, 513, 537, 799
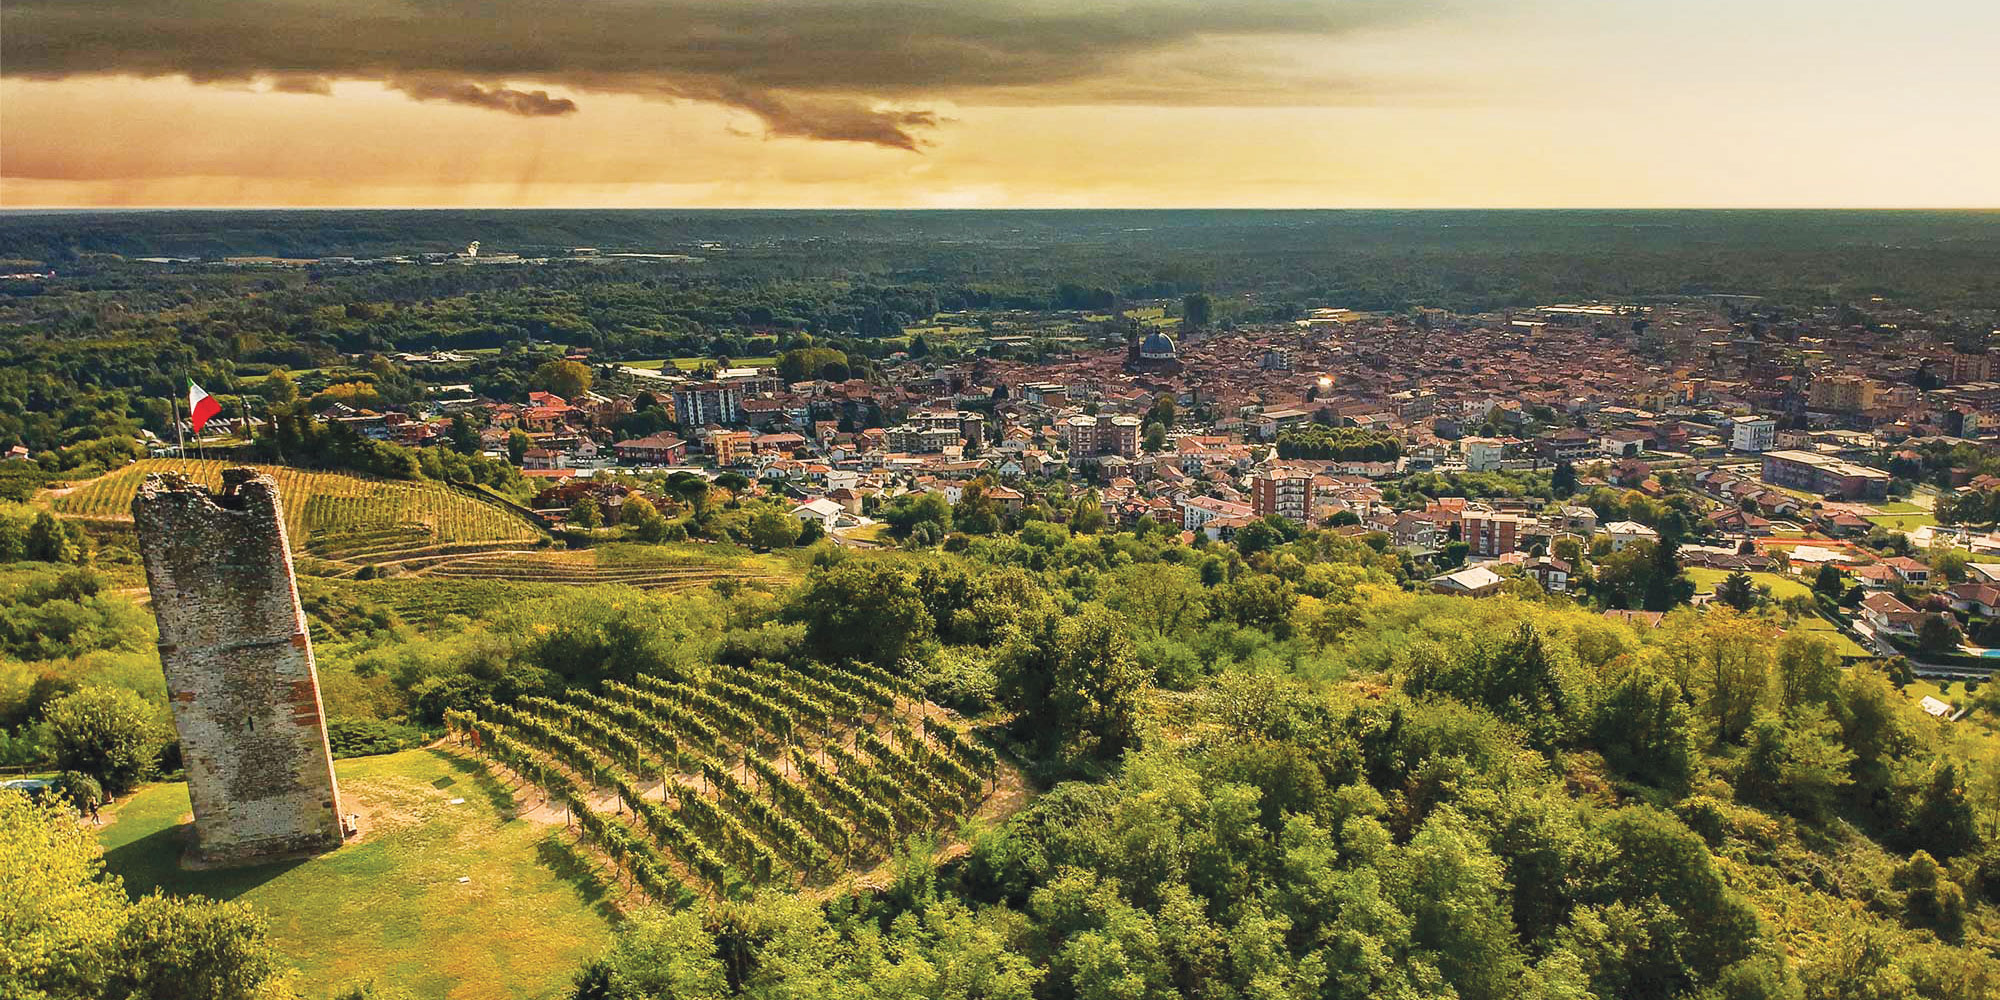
98, 748, 619, 1000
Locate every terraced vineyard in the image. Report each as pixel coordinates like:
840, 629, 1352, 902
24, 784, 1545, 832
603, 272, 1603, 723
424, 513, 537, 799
444, 661, 1004, 904
303, 576, 574, 625
416, 546, 798, 592
49, 459, 545, 574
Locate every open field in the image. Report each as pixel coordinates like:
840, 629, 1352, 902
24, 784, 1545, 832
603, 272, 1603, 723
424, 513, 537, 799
1686, 567, 1814, 602
838, 522, 894, 545
98, 749, 618, 1000
47, 459, 546, 575
1789, 614, 1872, 657
1680, 567, 1870, 655
410, 542, 802, 592
1868, 510, 1939, 532
625, 357, 777, 371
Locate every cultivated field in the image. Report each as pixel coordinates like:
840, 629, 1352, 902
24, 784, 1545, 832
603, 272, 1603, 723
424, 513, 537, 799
49, 459, 546, 575
414, 544, 799, 592
445, 660, 1014, 904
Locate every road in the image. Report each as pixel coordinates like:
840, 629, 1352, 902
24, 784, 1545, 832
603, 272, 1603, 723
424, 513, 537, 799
1846, 615, 1994, 680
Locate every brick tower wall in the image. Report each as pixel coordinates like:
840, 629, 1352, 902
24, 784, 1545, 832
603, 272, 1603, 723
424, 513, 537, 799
133, 468, 344, 865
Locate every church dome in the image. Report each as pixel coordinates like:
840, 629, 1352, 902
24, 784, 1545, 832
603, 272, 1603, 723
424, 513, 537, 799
1139, 331, 1178, 359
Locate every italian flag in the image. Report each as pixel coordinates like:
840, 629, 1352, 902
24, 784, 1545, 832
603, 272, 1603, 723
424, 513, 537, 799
188, 381, 222, 436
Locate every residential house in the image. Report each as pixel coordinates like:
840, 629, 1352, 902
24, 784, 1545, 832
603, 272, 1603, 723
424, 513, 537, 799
1815, 510, 1873, 536
1882, 556, 1932, 586
1860, 592, 1921, 635
1603, 609, 1666, 628
791, 497, 849, 531
1525, 556, 1571, 593
1430, 565, 1506, 597
1181, 496, 1251, 533
1461, 437, 1505, 472
1945, 582, 2000, 617
1603, 520, 1659, 550
1707, 508, 1771, 536
612, 432, 688, 465
1557, 505, 1599, 534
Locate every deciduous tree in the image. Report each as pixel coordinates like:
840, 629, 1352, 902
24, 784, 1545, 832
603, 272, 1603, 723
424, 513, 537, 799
45, 686, 164, 795
532, 359, 592, 399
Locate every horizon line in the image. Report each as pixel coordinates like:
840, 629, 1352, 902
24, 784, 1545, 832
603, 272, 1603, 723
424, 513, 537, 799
4, 204, 2000, 214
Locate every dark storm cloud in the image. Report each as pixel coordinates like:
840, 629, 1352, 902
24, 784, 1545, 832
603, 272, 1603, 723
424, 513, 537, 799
0, 0, 1423, 148
391, 79, 577, 117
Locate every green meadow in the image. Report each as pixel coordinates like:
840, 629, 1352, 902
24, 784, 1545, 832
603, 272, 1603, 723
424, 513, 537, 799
98, 749, 618, 1000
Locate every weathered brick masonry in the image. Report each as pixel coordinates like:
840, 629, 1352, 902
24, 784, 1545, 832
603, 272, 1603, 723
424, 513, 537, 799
134, 469, 345, 865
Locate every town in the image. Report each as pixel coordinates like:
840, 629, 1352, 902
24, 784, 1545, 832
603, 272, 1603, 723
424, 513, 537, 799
76, 273, 2000, 688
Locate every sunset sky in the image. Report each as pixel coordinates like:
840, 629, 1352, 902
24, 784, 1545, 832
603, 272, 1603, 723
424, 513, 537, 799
3, 0, 1996, 208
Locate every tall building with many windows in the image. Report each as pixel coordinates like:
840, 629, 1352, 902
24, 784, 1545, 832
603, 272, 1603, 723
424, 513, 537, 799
1252, 468, 1315, 523
1461, 510, 1521, 557
1731, 416, 1777, 452
671, 381, 745, 426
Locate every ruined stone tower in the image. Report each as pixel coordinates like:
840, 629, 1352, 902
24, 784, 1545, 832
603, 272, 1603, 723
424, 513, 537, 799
133, 469, 345, 865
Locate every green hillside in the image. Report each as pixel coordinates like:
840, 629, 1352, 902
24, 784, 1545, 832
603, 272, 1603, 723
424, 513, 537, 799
49, 459, 546, 575
98, 749, 616, 999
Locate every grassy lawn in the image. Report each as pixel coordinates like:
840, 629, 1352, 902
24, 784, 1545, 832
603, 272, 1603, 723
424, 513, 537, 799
841, 522, 895, 544
1683, 563, 1872, 656
1790, 614, 1871, 657
1868, 511, 1938, 531
626, 357, 778, 371
1905, 678, 1955, 706
99, 749, 618, 1000
1686, 567, 1813, 602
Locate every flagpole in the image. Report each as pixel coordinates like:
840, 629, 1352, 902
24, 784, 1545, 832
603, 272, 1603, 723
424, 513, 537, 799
190, 377, 204, 464
269, 391, 285, 465
171, 386, 186, 460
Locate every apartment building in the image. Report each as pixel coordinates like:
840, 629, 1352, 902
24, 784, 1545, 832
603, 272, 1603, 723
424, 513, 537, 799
1252, 468, 1315, 523
1461, 510, 1521, 557
1760, 449, 1891, 501
1731, 417, 1777, 452
672, 381, 745, 426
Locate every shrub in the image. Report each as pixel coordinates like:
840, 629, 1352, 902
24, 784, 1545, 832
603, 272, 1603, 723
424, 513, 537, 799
324, 718, 426, 759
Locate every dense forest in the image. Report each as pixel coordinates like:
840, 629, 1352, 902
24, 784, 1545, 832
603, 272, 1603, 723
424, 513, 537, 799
7, 209, 2000, 312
